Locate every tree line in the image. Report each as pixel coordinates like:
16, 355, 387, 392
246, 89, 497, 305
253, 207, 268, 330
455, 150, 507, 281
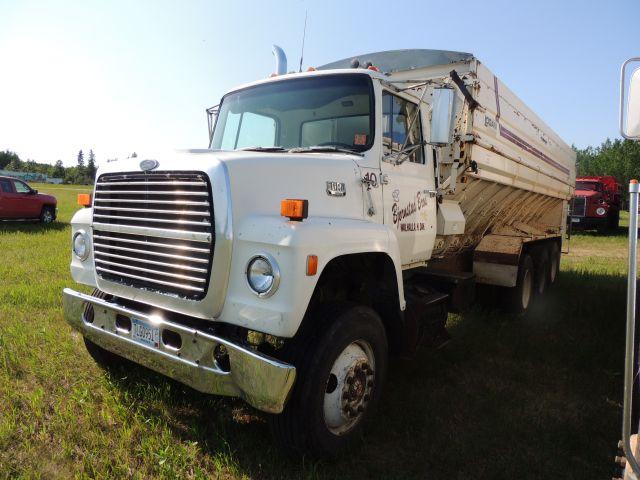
0, 149, 99, 184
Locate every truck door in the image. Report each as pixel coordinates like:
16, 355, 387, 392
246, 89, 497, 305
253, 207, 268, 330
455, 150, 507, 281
0, 178, 17, 218
380, 91, 437, 266
12, 180, 39, 218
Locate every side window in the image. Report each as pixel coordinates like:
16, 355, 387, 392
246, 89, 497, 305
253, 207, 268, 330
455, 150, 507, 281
14, 181, 31, 193
382, 92, 424, 164
0, 179, 12, 193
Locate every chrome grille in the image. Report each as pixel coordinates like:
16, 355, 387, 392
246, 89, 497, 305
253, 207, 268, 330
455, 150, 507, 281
92, 171, 213, 299
572, 196, 586, 217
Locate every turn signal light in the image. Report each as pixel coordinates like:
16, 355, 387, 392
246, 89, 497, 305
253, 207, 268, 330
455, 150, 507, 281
306, 255, 318, 276
281, 199, 308, 221
77, 193, 92, 207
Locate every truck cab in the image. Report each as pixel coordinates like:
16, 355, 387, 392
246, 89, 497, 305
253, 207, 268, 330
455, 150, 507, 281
571, 175, 621, 232
63, 49, 575, 456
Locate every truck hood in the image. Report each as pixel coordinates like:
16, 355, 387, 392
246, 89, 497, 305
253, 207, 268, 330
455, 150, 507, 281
95, 148, 367, 226
574, 190, 600, 198
37, 193, 56, 204
217, 151, 365, 222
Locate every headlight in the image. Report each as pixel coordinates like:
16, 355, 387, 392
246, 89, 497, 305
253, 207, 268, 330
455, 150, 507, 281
72, 230, 89, 260
246, 254, 280, 297
596, 207, 606, 216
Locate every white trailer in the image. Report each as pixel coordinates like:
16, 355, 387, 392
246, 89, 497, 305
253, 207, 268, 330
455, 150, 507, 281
63, 49, 576, 455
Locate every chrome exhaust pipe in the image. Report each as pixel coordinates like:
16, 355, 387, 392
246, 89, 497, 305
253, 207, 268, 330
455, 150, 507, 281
272, 45, 287, 75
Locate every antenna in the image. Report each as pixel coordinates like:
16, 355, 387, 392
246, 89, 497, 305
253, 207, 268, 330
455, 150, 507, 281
298, 10, 308, 72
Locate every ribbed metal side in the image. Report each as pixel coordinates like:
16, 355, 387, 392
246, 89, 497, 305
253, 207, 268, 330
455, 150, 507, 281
92, 171, 214, 299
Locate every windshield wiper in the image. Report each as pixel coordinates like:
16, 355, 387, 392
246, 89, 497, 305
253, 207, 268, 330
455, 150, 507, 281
238, 146, 286, 152
288, 145, 364, 157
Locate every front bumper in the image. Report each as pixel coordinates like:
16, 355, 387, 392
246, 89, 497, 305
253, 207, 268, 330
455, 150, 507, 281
570, 216, 606, 230
63, 288, 296, 414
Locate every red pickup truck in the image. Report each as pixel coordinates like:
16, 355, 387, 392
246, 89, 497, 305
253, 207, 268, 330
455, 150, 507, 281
0, 176, 57, 223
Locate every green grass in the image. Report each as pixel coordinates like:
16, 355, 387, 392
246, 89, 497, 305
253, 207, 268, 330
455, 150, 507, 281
0, 186, 632, 479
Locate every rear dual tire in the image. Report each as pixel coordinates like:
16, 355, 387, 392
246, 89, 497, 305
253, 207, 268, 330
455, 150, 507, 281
504, 242, 560, 313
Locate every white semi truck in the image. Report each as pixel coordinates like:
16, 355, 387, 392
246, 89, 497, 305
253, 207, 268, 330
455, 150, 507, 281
63, 49, 575, 455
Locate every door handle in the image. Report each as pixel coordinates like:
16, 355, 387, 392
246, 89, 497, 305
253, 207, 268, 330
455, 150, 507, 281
423, 189, 437, 198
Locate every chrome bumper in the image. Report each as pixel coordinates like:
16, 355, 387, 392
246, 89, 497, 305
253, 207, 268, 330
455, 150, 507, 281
62, 288, 296, 414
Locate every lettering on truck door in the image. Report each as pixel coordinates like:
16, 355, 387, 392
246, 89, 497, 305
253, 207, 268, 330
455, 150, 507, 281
380, 90, 436, 265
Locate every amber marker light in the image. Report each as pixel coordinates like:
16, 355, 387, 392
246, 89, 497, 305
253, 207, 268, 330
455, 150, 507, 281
281, 199, 308, 221
77, 193, 92, 207
306, 255, 318, 276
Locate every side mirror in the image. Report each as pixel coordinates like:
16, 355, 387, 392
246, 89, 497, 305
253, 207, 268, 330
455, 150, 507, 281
206, 104, 219, 146
620, 58, 640, 139
32, 189, 38, 194
429, 87, 455, 146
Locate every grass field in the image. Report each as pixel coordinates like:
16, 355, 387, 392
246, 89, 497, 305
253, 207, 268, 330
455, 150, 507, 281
0, 184, 631, 479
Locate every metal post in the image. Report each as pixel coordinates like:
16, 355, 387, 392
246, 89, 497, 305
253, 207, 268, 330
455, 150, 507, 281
623, 179, 640, 477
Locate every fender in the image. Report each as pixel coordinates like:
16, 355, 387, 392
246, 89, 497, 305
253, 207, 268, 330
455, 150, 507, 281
69, 207, 97, 287
217, 215, 405, 338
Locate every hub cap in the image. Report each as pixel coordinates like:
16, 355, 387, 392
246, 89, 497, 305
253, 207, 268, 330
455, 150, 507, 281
43, 210, 53, 223
323, 340, 375, 435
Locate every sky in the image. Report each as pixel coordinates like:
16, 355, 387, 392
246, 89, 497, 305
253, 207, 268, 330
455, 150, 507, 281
0, 0, 638, 167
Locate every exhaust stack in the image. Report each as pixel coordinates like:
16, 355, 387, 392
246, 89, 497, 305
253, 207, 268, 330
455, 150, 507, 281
272, 45, 287, 75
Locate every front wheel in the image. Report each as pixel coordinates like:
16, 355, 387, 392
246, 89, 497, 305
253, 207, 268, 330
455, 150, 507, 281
269, 305, 388, 456
40, 206, 55, 223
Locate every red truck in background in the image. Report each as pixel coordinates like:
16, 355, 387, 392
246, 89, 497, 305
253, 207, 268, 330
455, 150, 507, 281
0, 176, 58, 223
570, 175, 621, 233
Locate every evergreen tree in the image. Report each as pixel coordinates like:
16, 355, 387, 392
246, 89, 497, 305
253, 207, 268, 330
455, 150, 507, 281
53, 160, 65, 178
87, 149, 97, 181
0, 150, 20, 170
5, 157, 22, 171
77, 149, 85, 169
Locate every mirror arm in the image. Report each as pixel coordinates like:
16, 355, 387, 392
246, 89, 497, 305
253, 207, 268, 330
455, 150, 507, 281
449, 70, 479, 111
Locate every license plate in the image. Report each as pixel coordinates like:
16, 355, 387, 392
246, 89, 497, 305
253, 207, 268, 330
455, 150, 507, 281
132, 317, 160, 348
571, 218, 580, 223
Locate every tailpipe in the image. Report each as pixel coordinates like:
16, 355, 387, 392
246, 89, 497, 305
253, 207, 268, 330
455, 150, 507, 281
272, 45, 287, 75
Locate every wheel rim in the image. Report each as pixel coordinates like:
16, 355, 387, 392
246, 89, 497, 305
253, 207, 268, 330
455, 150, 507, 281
43, 210, 53, 223
323, 340, 375, 435
522, 269, 532, 309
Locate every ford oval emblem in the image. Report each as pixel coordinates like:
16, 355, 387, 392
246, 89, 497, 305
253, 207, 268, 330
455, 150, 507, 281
140, 159, 159, 171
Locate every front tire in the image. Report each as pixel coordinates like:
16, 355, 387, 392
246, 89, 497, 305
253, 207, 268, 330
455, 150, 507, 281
269, 304, 388, 456
83, 337, 128, 370
40, 206, 55, 224
82, 289, 127, 370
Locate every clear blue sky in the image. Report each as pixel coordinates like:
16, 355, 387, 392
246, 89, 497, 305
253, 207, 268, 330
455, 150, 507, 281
0, 0, 638, 166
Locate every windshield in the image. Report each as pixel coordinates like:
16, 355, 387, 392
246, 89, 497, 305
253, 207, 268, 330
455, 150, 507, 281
576, 181, 600, 191
211, 74, 374, 152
